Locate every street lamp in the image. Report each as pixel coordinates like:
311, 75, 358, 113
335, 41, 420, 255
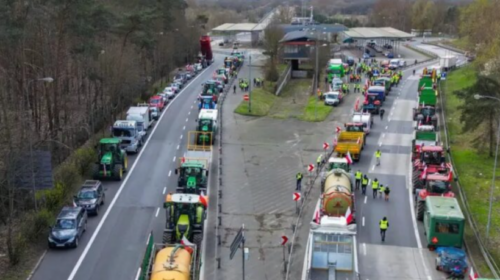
474, 93, 500, 243
26, 76, 54, 212
309, 28, 327, 121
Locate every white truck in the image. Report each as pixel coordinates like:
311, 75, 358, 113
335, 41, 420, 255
440, 56, 457, 70
351, 112, 372, 134
112, 120, 143, 153
127, 106, 151, 135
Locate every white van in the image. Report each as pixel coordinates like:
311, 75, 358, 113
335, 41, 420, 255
127, 106, 151, 135
351, 112, 373, 134
389, 59, 400, 70
112, 120, 143, 153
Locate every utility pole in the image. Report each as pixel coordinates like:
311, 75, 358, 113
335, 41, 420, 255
248, 54, 252, 113
314, 29, 319, 122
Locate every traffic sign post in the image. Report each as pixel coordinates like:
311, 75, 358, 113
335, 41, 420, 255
243, 94, 249, 101
323, 142, 329, 164
281, 235, 289, 273
293, 192, 301, 215
229, 224, 246, 280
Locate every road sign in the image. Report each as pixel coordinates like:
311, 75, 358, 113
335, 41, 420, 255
323, 142, 329, 150
293, 192, 301, 201
336, 126, 341, 133
281, 235, 288, 246
243, 94, 249, 101
181, 157, 186, 163
307, 164, 314, 172
230, 225, 244, 260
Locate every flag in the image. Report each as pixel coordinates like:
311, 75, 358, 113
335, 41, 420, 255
333, 138, 338, 147
336, 126, 341, 133
314, 208, 320, 224
420, 162, 427, 180
356, 137, 361, 145
181, 235, 195, 246
345, 151, 353, 165
420, 84, 425, 91
199, 191, 208, 208
102, 164, 107, 177
345, 207, 353, 224
72, 199, 77, 207
447, 169, 453, 182
469, 267, 478, 280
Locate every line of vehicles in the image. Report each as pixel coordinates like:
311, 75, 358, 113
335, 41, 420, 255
47, 35, 216, 256
301, 63, 471, 279
136, 40, 246, 280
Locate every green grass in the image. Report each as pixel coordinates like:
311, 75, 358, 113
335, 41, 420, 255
442, 65, 500, 276
297, 96, 333, 122
277, 63, 288, 76
234, 87, 277, 116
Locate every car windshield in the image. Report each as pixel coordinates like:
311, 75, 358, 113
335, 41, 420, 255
55, 218, 76, 230
78, 189, 97, 199
112, 127, 135, 137
327, 94, 338, 99
150, 99, 160, 104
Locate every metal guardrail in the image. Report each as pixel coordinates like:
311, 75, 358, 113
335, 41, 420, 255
438, 70, 500, 278
275, 63, 292, 96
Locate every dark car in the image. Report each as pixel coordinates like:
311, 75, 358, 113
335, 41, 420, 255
74, 180, 105, 216
48, 206, 87, 249
174, 73, 187, 85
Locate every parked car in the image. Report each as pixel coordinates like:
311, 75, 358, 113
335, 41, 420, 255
149, 95, 165, 111
194, 63, 203, 72
150, 106, 160, 120
48, 206, 87, 249
170, 83, 180, 93
163, 87, 176, 99
324, 91, 343, 106
363, 53, 370, 60
73, 180, 105, 216
173, 73, 186, 85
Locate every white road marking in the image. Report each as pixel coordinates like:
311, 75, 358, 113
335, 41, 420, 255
379, 142, 382, 147
155, 207, 160, 217
371, 165, 375, 171
186, 118, 188, 122
183, 126, 186, 130
163, 187, 166, 194
188, 111, 191, 115
363, 243, 367, 255
135, 268, 141, 280
173, 156, 176, 162
180, 134, 183, 139
168, 170, 172, 177
362, 216, 365, 227
382, 133, 385, 138
191, 105, 194, 109
177, 145, 180, 150
66, 61, 215, 280
385, 126, 388, 130
364, 196, 367, 204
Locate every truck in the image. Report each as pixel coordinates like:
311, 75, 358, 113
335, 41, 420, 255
413, 88, 438, 129
162, 193, 207, 247
412, 128, 438, 153
363, 86, 385, 114
127, 106, 151, 135
373, 77, 392, 95
195, 109, 217, 145
334, 130, 365, 161
351, 112, 372, 134
423, 197, 464, 250
414, 173, 455, 220
440, 56, 457, 70
199, 35, 213, 65
111, 120, 143, 154
302, 167, 357, 280
139, 233, 200, 280
327, 63, 345, 81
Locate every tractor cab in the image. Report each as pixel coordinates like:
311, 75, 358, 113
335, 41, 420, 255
96, 138, 122, 165
202, 80, 222, 95
327, 157, 350, 172
163, 193, 207, 245
345, 122, 365, 133
196, 109, 217, 145
93, 138, 127, 181
176, 162, 208, 193
199, 96, 216, 110
422, 175, 453, 195
420, 146, 445, 166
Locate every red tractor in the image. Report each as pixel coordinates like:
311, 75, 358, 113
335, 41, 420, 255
415, 174, 455, 221
412, 145, 454, 193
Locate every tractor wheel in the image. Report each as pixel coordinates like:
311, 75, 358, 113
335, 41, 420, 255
114, 164, 123, 181
123, 157, 128, 172
163, 231, 173, 243
416, 200, 425, 221
193, 232, 203, 248
92, 164, 100, 179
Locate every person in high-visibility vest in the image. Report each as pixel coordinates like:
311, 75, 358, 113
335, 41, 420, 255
372, 178, 379, 199
316, 154, 323, 168
361, 175, 369, 195
380, 217, 389, 242
384, 186, 391, 201
375, 149, 382, 166
355, 170, 362, 190
296, 172, 303, 191
378, 184, 386, 199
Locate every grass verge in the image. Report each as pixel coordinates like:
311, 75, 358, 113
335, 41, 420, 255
442, 65, 500, 277
297, 97, 333, 122
234, 87, 277, 116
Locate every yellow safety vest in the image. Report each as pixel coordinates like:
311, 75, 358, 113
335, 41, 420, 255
380, 220, 388, 230
372, 180, 379, 189
296, 173, 303, 180
317, 155, 323, 164
375, 151, 381, 158
379, 185, 386, 192
355, 172, 362, 180
362, 177, 368, 185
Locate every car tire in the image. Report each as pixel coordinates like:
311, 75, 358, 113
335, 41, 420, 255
84, 220, 87, 232
48, 242, 55, 249
94, 206, 99, 216
101, 194, 105, 205
74, 237, 79, 248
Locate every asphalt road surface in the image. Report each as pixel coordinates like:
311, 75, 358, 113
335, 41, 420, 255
31, 54, 224, 280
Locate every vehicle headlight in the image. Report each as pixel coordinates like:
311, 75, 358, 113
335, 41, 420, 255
67, 236, 75, 242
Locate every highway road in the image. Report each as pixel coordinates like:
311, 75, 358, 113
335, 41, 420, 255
351, 43, 466, 280
31, 54, 224, 280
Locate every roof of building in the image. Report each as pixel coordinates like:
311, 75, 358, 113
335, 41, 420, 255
426, 197, 464, 220
279, 23, 348, 34
279, 30, 331, 43
212, 23, 265, 32
343, 27, 414, 40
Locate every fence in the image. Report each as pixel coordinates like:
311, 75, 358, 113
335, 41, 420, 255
274, 63, 292, 96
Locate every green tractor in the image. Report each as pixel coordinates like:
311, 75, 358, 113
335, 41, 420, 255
92, 138, 128, 181
196, 109, 218, 145
163, 193, 207, 247
175, 159, 209, 194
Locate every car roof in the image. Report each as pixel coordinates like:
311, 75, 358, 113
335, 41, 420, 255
81, 180, 101, 190
150, 95, 162, 100
57, 207, 82, 219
